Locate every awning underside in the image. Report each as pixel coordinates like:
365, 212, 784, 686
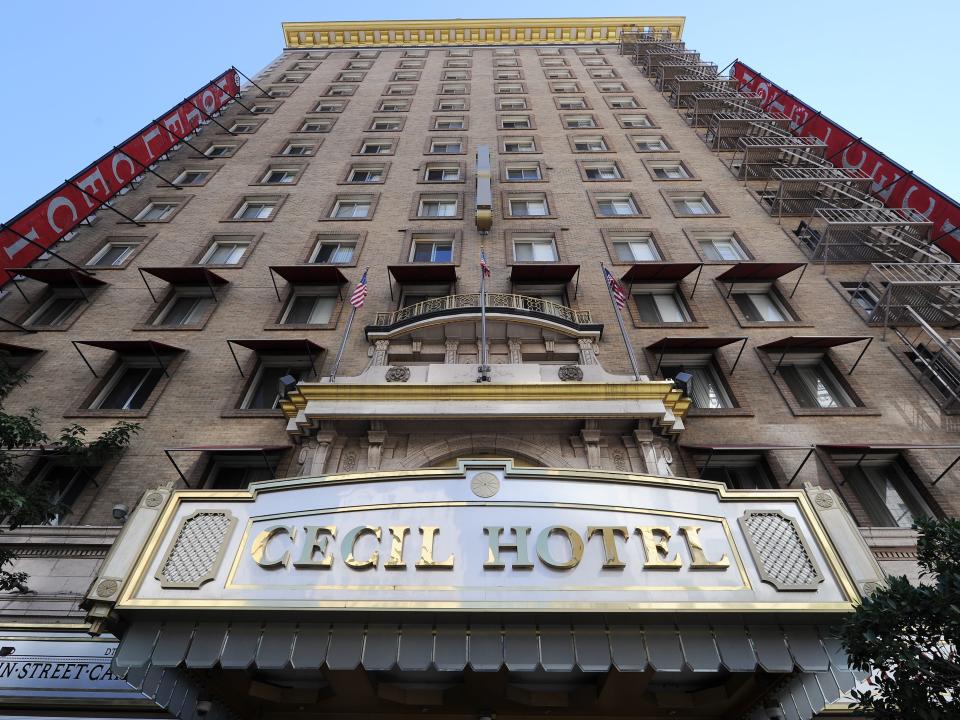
115, 621, 862, 679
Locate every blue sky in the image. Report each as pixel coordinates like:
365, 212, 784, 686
1, 1, 957, 219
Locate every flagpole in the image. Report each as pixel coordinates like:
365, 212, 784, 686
329, 267, 368, 384
601, 262, 642, 381
478, 245, 490, 382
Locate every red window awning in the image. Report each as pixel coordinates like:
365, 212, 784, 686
715, 262, 806, 298
71, 339, 185, 378
163, 445, 292, 488
9, 267, 107, 288
0, 341, 42, 356
818, 443, 960, 486
510, 264, 580, 283
269, 265, 348, 285
646, 336, 749, 374
757, 335, 873, 375
621, 262, 702, 283
225, 339, 325, 378
140, 266, 229, 285
388, 264, 458, 284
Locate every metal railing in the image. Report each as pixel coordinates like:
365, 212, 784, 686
373, 292, 593, 327
794, 207, 939, 265
890, 306, 960, 411
757, 166, 878, 220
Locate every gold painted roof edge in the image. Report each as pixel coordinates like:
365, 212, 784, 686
282, 17, 685, 49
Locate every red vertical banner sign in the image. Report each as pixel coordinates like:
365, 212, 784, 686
732, 61, 960, 260
0, 69, 242, 281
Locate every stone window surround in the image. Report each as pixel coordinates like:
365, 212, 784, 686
498, 159, 548, 184
319, 192, 381, 222
716, 279, 812, 329
84, 233, 156, 270
65, 352, 185, 420
661, 188, 728, 218
398, 228, 464, 266
221, 194, 288, 223
625, 282, 709, 330
409, 191, 467, 221
641, 158, 699, 182
642, 347, 754, 418
682, 227, 757, 264
599, 227, 672, 265
586, 190, 648, 219
561, 113, 603, 130
266, 286, 346, 332
190, 232, 264, 269
339, 161, 392, 185
133, 284, 225, 332
301, 231, 367, 266
502, 226, 566, 266
365, 116, 407, 133
500, 190, 559, 220
272, 138, 321, 158
417, 160, 467, 185
249, 161, 309, 187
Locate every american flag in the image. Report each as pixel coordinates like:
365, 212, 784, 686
480, 248, 491, 277
603, 266, 627, 311
349, 270, 368, 309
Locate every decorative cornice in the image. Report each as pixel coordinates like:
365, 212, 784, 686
282, 17, 684, 49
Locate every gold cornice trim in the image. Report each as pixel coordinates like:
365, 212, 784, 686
279, 381, 691, 421
282, 17, 685, 49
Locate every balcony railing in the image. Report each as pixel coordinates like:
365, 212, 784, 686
891, 307, 960, 412
373, 292, 593, 327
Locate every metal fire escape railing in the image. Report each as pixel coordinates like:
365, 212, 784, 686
654, 62, 719, 91
686, 91, 763, 126
860, 263, 960, 327
889, 307, 960, 411
728, 134, 829, 181
757, 166, 878, 221
642, 50, 700, 74
705, 110, 792, 152
793, 207, 939, 265
373, 293, 593, 328
668, 75, 740, 108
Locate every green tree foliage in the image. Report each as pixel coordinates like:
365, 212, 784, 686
0, 361, 139, 591
840, 517, 960, 719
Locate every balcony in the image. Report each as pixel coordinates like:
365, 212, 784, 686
705, 110, 792, 151
654, 61, 718, 91
756, 166, 878, 220
728, 134, 828, 180
794, 206, 939, 264
686, 91, 762, 126
856, 262, 960, 327
370, 292, 596, 334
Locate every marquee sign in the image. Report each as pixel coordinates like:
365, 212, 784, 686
732, 61, 960, 260
0, 68, 241, 282
104, 461, 862, 613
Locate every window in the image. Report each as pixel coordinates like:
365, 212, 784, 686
281, 141, 315, 156
348, 166, 385, 183
249, 104, 276, 114
424, 165, 461, 182
508, 196, 549, 217
315, 100, 346, 112
444, 59, 468, 68
379, 99, 410, 112
204, 144, 235, 157
612, 234, 660, 262
513, 235, 557, 262
780, 361, 855, 408
661, 361, 733, 409
596, 82, 627, 92
338, 72, 365, 82
437, 99, 466, 111
733, 290, 792, 322
429, 139, 463, 154
563, 115, 597, 129
281, 291, 337, 325
359, 140, 394, 155
135, 202, 178, 222
153, 291, 213, 327
299, 120, 332, 133
836, 454, 933, 527
500, 115, 532, 129
496, 84, 523, 94
669, 193, 719, 216
394, 71, 420, 81
619, 114, 654, 128
87, 240, 141, 268
310, 238, 357, 264
174, 170, 211, 186
497, 98, 527, 110
434, 116, 465, 130
201, 239, 249, 265
572, 136, 608, 152
242, 360, 312, 410
557, 97, 587, 110
439, 84, 466, 95
550, 83, 579, 93
266, 86, 293, 98
331, 199, 371, 218
633, 290, 690, 323
840, 281, 880, 314
233, 200, 276, 220
91, 362, 164, 410
26, 291, 83, 327
349, 60, 373, 69
696, 233, 749, 262
649, 162, 691, 179
505, 164, 542, 181
538, 48, 561, 56
229, 122, 257, 133
698, 454, 775, 489
27, 463, 102, 525
608, 97, 639, 108
324, 85, 355, 96
588, 68, 617, 79
261, 168, 299, 184
447, 49, 471, 57
410, 237, 454, 262
544, 69, 573, 79
369, 118, 402, 131
584, 164, 622, 180
442, 71, 468, 80
631, 135, 671, 151
596, 195, 640, 216
418, 196, 458, 217
280, 73, 307, 83
503, 137, 537, 153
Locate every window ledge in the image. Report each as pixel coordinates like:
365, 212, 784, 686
220, 409, 286, 418
686, 407, 755, 417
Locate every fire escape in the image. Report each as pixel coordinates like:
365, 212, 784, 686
618, 30, 960, 413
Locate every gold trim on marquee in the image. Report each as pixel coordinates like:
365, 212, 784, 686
282, 17, 685, 49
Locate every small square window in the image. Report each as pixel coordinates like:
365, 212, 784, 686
410, 236, 454, 262
424, 165, 462, 182
694, 233, 749, 262
434, 116, 465, 130
442, 70, 468, 81
261, 168, 300, 185
201, 239, 250, 265
588, 68, 617, 79
266, 86, 293, 98
550, 83, 579, 93
153, 291, 213, 327
337, 72, 365, 82
504, 164, 542, 181
556, 97, 587, 110
418, 196, 459, 218
496, 84, 524, 94
347, 166, 386, 184
87, 240, 142, 268
233, 200, 277, 220
583, 164, 622, 180
633, 290, 691, 323
513, 235, 557, 262
437, 99, 466, 111
496, 70, 521, 80
368, 117, 403, 131
280, 141, 316, 156
544, 69, 573, 79
394, 71, 420, 81
398, 60, 424, 69
611, 233, 660, 262
596, 82, 627, 92
174, 170, 211, 186
358, 140, 394, 155
596, 195, 640, 216
314, 100, 347, 112
660, 360, 733, 408
429, 139, 463, 154
563, 114, 597, 129
26, 290, 84, 327
331, 199, 372, 219
229, 122, 257, 134
439, 84, 466, 95
136, 202, 179, 222
502, 136, 537, 153
249, 104, 277, 114
90, 362, 165, 410
204, 144, 235, 157
324, 85, 355, 96
280, 73, 307, 83
500, 115, 532, 130
572, 136, 609, 152
667, 192, 719, 216
299, 119, 333, 133
631, 134, 672, 152
310, 238, 357, 264
379, 99, 410, 112
648, 162, 691, 180
608, 97, 640, 109
497, 97, 527, 111
619, 114, 655, 129
281, 291, 337, 326
508, 195, 549, 217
